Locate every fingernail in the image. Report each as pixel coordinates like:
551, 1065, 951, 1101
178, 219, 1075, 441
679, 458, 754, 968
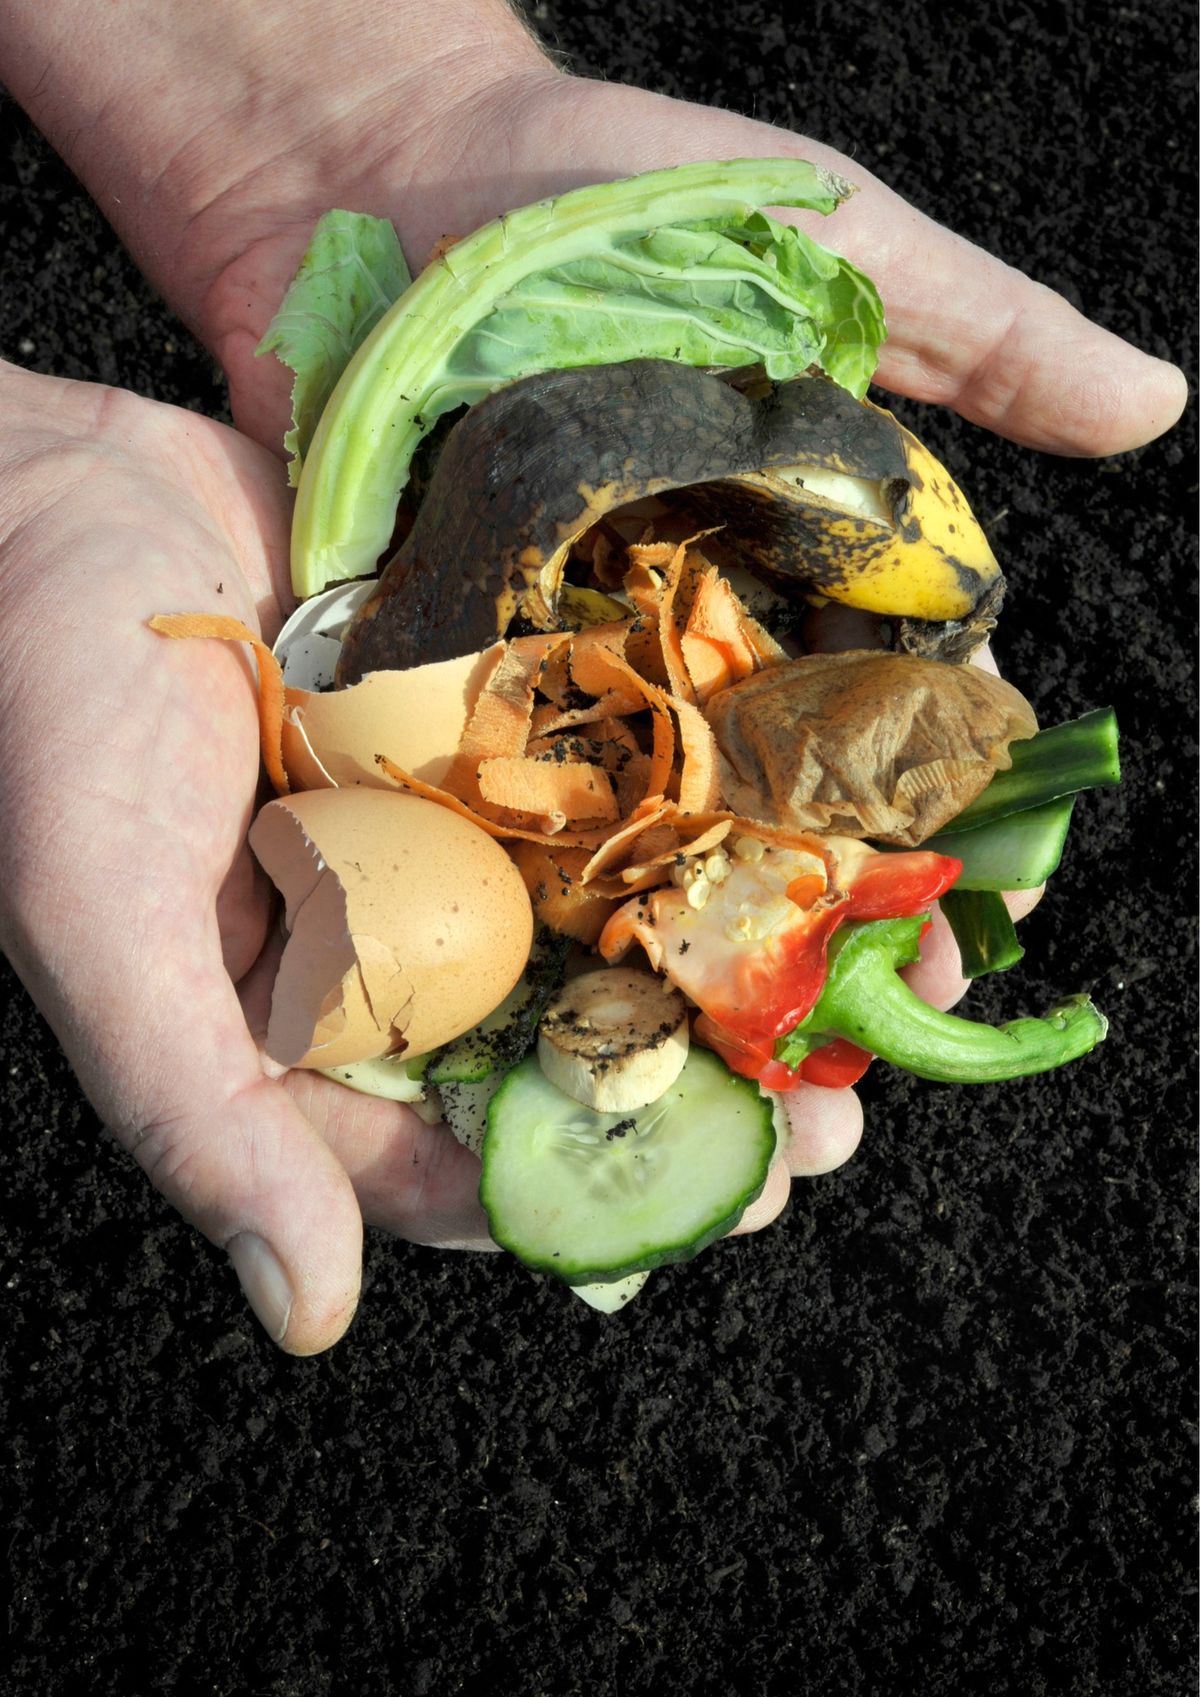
227, 1233, 293, 1344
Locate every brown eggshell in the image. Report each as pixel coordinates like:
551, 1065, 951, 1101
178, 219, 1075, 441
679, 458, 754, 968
249, 788, 533, 1069
280, 644, 504, 792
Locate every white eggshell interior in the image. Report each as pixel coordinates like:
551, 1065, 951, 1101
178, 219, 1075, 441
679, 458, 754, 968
273, 580, 377, 687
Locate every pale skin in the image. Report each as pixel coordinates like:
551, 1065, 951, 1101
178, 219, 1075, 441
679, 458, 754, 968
0, 2, 1184, 1353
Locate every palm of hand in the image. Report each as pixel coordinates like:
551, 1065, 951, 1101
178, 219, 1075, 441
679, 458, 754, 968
0, 368, 503, 1348
0, 370, 282, 1079
198, 69, 1181, 463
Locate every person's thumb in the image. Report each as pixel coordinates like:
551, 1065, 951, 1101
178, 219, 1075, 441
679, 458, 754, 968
130, 1066, 365, 1355
7, 908, 364, 1355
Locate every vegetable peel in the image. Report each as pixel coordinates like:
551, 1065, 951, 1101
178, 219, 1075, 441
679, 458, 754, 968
148, 613, 289, 795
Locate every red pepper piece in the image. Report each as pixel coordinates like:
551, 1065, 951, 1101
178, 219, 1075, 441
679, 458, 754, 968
696, 1013, 874, 1093
605, 846, 962, 1089
841, 851, 962, 921
799, 1038, 874, 1089
693, 1011, 802, 1089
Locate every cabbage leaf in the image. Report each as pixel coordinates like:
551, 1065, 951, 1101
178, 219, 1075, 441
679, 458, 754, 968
265, 160, 886, 598
256, 210, 411, 485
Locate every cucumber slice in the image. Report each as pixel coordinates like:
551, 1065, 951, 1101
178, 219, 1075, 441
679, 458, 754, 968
480, 1048, 776, 1285
926, 796, 1076, 890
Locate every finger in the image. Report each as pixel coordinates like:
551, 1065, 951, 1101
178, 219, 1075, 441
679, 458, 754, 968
237, 933, 497, 1249
1002, 886, 1045, 925
7, 896, 364, 1356
729, 1151, 793, 1236
281, 1068, 498, 1250
781, 1082, 865, 1177
122, 1027, 365, 1356
729, 1076, 865, 1237
859, 211, 1187, 456
902, 889, 1044, 1013
508, 80, 1186, 454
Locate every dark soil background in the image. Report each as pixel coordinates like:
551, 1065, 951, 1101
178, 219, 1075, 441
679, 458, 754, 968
1, 2, 1195, 1693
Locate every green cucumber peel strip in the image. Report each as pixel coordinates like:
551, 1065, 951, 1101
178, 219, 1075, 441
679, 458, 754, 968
925, 796, 1076, 891
939, 889, 1025, 978
282, 159, 884, 597
938, 708, 1120, 835
774, 915, 1107, 1081
907, 710, 1118, 973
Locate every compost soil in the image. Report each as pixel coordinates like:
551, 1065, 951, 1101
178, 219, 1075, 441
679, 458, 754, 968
0, 3, 1195, 1693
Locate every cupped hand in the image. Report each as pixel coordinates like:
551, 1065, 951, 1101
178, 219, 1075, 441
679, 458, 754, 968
0, 362, 508, 1353
0, 361, 886, 1341
182, 64, 1186, 463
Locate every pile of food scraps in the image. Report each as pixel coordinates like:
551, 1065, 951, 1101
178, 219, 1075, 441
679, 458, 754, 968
150, 160, 1121, 1308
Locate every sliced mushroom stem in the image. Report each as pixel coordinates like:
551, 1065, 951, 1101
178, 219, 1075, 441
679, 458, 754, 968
537, 966, 690, 1113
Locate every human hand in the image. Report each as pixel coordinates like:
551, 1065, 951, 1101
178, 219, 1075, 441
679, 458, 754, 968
0, 362, 523, 1353
1, 2, 1183, 459
192, 61, 1187, 463
0, 2, 1175, 1339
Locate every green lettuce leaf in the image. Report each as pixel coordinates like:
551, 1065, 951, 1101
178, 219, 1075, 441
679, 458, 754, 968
255, 209, 412, 486
278, 160, 886, 598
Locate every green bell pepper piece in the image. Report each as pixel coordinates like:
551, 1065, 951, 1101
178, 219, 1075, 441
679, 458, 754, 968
775, 915, 1107, 1083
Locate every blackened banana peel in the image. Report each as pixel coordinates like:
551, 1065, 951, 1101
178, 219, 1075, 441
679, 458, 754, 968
336, 360, 1003, 683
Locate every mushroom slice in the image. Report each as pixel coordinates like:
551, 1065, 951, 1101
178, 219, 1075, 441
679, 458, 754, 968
336, 360, 1002, 682
536, 967, 690, 1113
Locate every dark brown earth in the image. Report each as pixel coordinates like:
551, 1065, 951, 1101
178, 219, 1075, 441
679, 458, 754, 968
1, 2, 1195, 1692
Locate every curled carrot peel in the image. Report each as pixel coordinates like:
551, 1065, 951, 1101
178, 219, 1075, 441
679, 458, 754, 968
147, 613, 289, 795
478, 755, 619, 825
375, 753, 628, 849
150, 536, 796, 893
669, 693, 722, 813
623, 532, 777, 707
442, 635, 561, 812
508, 840, 620, 944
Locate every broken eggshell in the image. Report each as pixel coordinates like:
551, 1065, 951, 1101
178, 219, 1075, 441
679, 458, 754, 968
274, 579, 377, 690
249, 788, 533, 1069
272, 580, 502, 792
